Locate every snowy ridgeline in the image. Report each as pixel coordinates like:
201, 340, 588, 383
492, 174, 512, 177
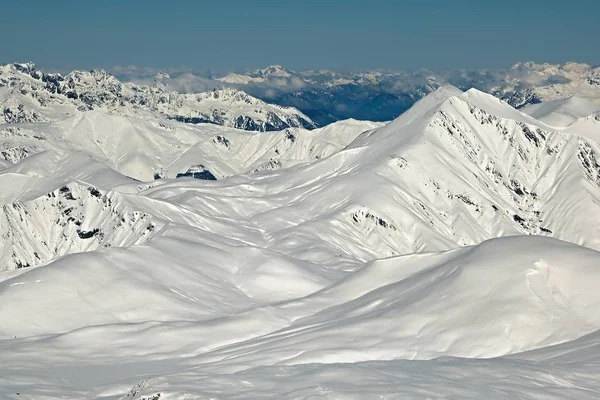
1, 84, 600, 398
0, 62, 315, 130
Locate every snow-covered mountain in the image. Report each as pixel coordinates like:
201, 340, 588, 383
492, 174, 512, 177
0, 63, 315, 131
218, 64, 296, 85
3, 84, 600, 279
520, 96, 600, 143
166, 88, 315, 131
0, 109, 376, 181
503, 62, 600, 107
215, 62, 600, 123
2, 83, 600, 398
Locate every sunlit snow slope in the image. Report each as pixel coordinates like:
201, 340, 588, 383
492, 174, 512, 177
1, 85, 600, 399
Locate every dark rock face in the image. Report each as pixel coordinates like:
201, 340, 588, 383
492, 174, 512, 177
176, 170, 217, 180
169, 115, 215, 125
504, 88, 542, 109
77, 228, 100, 239
176, 164, 217, 180
234, 115, 262, 131
3, 104, 43, 123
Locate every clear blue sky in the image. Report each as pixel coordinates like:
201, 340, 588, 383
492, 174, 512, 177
1, 0, 598, 71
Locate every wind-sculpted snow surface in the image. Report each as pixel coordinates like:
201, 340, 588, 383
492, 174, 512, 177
1, 85, 600, 399
1, 237, 600, 399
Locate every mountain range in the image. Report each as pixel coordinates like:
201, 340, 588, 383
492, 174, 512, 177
5, 61, 599, 130
121, 61, 600, 125
0, 62, 315, 130
1, 60, 600, 399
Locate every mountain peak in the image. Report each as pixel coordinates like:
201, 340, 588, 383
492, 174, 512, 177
12, 62, 38, 73
0, 62, 43, 79
254, 65, 292, 78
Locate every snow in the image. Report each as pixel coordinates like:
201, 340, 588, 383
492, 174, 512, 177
1, 76, 600, 399
217, 65, 294, 85
522, 96, 600, 126
1, 236, 600, 399
0, 63, 314, 131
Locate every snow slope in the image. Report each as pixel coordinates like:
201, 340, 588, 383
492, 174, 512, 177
0, 116, 380, 271
0, 236, 599, 399
0, 111, 376, 181
522, 96, 600, 126
3, 85, 600, 267
1, 84, 600, 399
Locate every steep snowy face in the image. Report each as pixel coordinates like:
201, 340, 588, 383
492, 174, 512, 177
0, 182, 157, 271
333, 88, 600, 255
0, 63, 315, 131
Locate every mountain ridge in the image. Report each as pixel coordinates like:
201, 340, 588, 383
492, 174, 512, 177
2, 75, 600, 399
0, 62, 315, 131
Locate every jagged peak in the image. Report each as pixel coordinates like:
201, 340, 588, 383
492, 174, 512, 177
66, 68, 120, 83
0, 62, 43, 79
12, 62, 37, 72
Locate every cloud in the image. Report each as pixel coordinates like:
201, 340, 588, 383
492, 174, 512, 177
104, 62, 587, 101
111, 65, 140, 73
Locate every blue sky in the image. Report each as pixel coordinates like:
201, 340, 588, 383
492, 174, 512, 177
1, 0, 598, 71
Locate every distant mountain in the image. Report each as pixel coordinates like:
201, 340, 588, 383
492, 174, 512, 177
218, 64, 296, 85
502, 62, 600, 108
0, 63, 315, 131
165, 88, 315, 131
204, 62, 597, 125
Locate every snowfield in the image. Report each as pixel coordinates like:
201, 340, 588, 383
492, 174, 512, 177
1, 78, 600, 399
